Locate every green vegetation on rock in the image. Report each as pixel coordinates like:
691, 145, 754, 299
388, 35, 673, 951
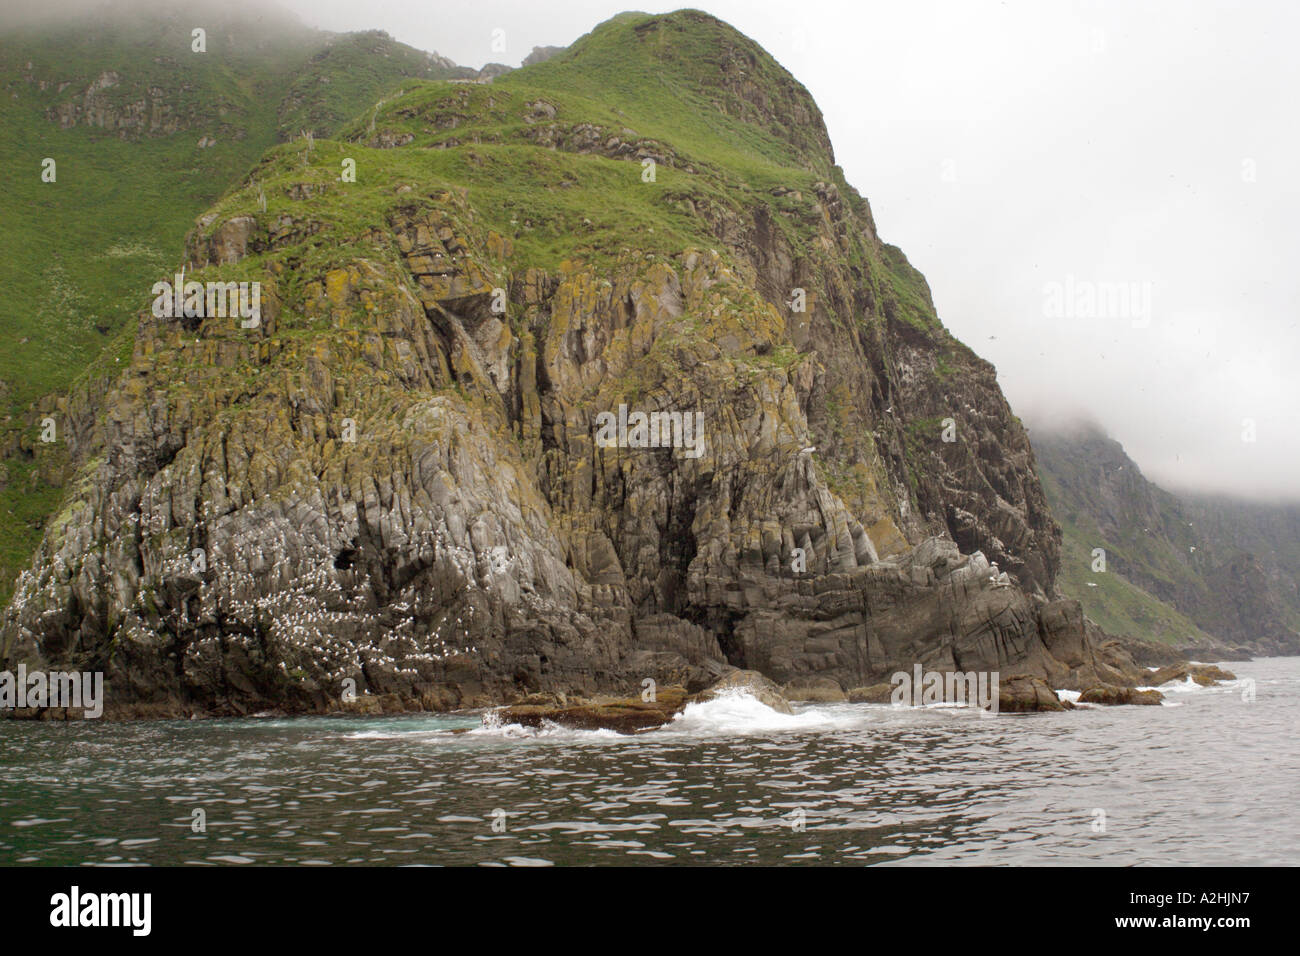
0, 8, 467, 604
1, 8, 1105, 716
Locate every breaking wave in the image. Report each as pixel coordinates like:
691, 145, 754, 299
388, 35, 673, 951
664, 691, 850, 735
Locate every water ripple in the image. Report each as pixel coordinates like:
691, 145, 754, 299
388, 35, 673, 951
1, 659, 1296, 865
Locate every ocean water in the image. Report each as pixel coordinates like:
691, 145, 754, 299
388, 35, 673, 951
2, 658, 1296, 866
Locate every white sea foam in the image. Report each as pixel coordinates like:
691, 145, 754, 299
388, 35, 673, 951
471, 690, 863, 740
664, 690, 858, 736
469, 713, 625, 741
1151, 676, 1207, 693
1056, 689, 1082, 703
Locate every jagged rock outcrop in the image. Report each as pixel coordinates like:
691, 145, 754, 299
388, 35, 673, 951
782, 675, 847, 702
998, 675, 1069, 713
1078, 685, 1164, 706
492, 684, 692, 733
1148, 662, 1235, 686
2, 11, 1137, 718
488, 668, 801, 734
696, 669, 793, 714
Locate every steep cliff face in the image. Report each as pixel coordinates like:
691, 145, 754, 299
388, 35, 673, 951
1179, 496, 1300, 645
0, 5, 477, 608
3, 11, 1130, 717
1035, 422, 1300, 655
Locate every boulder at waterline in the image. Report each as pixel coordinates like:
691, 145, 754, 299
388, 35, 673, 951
1078, 685, 1165, 706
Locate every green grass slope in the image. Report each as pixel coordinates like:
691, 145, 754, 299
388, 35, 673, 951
1038, 465, 1217, 644
0, 7, 469, 604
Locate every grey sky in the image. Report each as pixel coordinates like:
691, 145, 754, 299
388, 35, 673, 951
14, 0, 1300, 500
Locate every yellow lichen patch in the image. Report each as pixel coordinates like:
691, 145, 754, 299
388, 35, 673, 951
867, 517, 910, 559
325, 268, 352, 310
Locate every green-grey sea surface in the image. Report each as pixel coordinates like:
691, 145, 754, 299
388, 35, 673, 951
2, 657, 1296, 866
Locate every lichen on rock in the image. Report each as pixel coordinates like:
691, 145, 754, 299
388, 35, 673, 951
1, 10, 1140, 718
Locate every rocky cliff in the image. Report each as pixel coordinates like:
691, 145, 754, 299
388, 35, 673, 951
0, 3, 484, 609
1, 10, 1141, 717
